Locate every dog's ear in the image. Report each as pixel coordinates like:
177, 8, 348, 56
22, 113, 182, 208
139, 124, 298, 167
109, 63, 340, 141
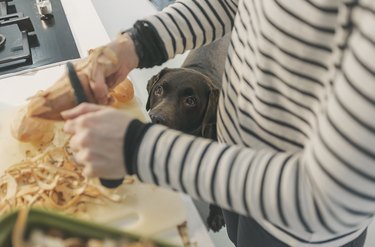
146, 68, 170, 111
201, 81, 220, 140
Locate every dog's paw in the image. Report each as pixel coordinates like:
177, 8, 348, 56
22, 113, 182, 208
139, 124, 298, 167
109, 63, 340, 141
207, 205, 226, 232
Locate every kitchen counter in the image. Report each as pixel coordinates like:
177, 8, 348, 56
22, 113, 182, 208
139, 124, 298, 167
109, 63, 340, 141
0, 0, 213, 246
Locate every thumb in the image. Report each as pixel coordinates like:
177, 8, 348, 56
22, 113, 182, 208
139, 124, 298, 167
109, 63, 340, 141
61, 103, 105, 120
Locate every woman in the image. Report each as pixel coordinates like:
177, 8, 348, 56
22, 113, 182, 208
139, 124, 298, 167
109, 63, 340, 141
63, 1, 374, 246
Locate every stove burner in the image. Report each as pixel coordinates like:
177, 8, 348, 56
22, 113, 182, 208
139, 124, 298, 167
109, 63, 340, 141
0, 13, 34, 69
0, 0, 80, 77
0, 34, 5, 49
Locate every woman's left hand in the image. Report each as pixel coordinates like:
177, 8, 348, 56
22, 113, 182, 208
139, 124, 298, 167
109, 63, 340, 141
62, 103, 134, 179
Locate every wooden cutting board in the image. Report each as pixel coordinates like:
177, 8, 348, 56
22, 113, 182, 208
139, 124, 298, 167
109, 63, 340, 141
0, 100, 186, 236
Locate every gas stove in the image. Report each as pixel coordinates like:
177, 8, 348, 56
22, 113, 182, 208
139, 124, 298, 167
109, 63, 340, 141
0, 0, 79, 77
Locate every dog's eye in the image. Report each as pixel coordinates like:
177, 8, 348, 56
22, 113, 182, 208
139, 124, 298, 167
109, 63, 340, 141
154, 86, 163, 96
185, 96, 197, 107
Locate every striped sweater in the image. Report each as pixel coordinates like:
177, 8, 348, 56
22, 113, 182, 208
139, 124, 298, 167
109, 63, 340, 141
124, 0, 375, 246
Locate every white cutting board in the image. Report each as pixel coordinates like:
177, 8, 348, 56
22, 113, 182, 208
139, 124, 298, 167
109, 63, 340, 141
0, 100, 187, 236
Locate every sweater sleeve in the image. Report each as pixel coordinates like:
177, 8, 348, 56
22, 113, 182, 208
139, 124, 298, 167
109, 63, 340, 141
125, 1, 375, 240
127, 0, 238, 68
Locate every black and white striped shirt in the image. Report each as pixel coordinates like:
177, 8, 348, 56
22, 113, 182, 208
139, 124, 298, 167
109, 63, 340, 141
125, 0, 375, 246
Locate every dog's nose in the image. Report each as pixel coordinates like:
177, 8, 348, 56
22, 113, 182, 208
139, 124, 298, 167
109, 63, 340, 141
150, 114, 166, 125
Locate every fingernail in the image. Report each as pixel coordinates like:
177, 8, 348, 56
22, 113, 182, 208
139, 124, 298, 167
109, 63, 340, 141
61, 109, 71, 118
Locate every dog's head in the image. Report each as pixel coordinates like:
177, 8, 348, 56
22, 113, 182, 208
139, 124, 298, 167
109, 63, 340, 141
146, 68, 220, 139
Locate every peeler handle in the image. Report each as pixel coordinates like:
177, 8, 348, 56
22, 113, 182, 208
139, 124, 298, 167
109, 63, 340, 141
66, 61, 87, 104
99, 178, 124, 188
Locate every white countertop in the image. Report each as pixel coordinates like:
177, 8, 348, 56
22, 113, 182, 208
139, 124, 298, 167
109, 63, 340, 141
0, 0, 213, 246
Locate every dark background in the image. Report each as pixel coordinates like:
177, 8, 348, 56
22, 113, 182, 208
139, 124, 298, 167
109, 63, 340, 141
0, 0, 80, 76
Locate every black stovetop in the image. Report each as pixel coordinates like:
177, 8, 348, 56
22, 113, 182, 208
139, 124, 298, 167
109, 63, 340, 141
0, 0, 80, 77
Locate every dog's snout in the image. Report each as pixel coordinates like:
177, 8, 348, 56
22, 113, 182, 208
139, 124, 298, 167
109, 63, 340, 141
150, 114, 166, 125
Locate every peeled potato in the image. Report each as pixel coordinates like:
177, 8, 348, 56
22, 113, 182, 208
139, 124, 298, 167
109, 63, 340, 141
27, 44, 121, 121
26, 71, 96, 121
11, 106, 55, 145
110, 78, 134, 105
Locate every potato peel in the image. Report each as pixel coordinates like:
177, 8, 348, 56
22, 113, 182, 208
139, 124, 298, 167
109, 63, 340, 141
0, 145, 125, 217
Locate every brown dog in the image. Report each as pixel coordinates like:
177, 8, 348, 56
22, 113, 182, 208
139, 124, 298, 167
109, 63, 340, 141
146, 35, 230, 232
146, 67, 219, 139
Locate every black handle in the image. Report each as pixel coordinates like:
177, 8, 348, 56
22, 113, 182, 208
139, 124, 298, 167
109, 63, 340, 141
99, 178, 124, 188
66, 61, 87, 104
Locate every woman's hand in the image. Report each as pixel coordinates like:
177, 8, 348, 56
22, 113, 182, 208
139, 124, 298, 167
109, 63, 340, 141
78, 33, 139, 105
62, 103, 135, 179
104, 33, 139, 89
